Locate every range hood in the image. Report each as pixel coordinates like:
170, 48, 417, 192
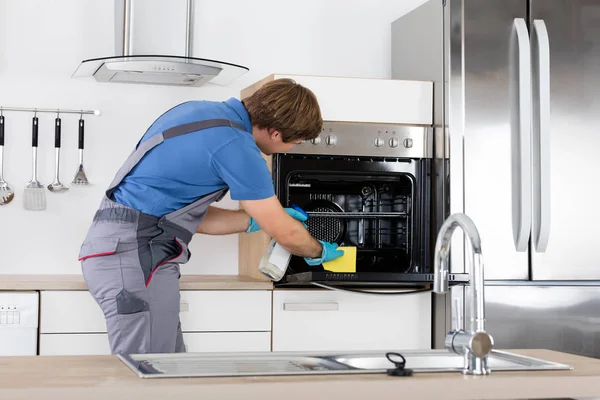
72, 0, 248, 87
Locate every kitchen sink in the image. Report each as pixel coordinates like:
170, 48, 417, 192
118, 349, 572, 379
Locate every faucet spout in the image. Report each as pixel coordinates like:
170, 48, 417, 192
433, 213, 493, 375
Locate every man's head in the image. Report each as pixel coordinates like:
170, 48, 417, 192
242, 78, 322, 155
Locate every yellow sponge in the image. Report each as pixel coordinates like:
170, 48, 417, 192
322, 246, 357, 273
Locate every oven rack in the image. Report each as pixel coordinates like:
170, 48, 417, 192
306, 211, 407, 218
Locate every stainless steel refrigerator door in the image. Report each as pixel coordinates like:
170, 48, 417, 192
529, 0, 600, 280
484, 285, 600, 359
462, 0, 530, 279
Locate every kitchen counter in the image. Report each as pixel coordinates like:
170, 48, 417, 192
0, 350, 599, 399
0, 274, 273, 291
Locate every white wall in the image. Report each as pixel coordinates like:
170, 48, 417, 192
0, 0, 427, 275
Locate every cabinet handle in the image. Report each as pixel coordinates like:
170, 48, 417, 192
283, 302, 339, 311
180, 302, 190, 312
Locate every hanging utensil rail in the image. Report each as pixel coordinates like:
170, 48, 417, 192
0, 106, 100, 116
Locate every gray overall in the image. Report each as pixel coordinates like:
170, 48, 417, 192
79, 118, 245, 355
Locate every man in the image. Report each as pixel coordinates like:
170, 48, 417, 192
78, 79, 344, 355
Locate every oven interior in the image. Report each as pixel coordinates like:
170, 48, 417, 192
283, 171, 416, 275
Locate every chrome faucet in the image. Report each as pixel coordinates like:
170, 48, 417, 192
433, 213, 494, 375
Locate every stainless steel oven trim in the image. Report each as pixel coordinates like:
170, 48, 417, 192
283, 122, 433, 159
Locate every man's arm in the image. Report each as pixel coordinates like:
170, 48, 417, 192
196, 206, 250, 235
240, 196, 322, 259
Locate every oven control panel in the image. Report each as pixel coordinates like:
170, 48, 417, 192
287, 121, 432, 158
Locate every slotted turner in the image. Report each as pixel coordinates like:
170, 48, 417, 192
71, 117, 89, 185
23, 116, 46, 211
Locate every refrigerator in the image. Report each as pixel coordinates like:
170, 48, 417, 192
392, 0, 600, 358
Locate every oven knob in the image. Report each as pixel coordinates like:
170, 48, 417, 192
403, 138, 413, 148
325, 135, 337, 146
389, 137, 399, 148
311, 137, 321, 145
373, 137, 385, 147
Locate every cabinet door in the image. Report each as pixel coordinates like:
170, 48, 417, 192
179, 290, 272, 332
40, 291, 106, 333
40, 334, 111, 355
272, 290, 431, 352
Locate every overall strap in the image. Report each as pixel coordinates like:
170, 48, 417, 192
163, 119, 245, 139
106, 119, 246, 193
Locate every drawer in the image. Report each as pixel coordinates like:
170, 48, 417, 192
41, 290, 272, 333
272, 289, 431, 352
39, 332, 271, 355
40, 333, 111, 355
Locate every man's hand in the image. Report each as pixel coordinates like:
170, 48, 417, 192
304, 241, 345, 266
240, 196, 322, 259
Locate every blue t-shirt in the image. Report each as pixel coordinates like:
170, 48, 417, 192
110, 98, 275, 217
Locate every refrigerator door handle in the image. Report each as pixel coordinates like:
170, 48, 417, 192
510, 18, 533, 252
531, 19, 551, 253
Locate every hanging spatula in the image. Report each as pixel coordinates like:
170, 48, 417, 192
23, 116, 46, 211
71, 117, 89, 185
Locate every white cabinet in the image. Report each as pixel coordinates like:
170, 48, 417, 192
39, 290, 272, 356
252, 74, 433, 126
272, 289, 431, 352
38, 287, 433, 355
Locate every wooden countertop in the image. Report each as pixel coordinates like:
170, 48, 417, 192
0, 350, 599, 399
0, 274, 273, 291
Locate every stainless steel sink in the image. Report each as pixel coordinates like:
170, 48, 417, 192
118, 349, 573, 379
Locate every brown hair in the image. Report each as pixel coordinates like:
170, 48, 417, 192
242, 78, 322, 142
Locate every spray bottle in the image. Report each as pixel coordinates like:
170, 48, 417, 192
258, 205, 309, 281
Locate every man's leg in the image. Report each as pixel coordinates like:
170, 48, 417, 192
82, 256, 151, 354
146, 263, 183, 353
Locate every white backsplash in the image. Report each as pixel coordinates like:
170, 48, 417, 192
0, 0, 428, 275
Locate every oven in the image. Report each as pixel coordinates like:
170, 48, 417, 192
272, 121, 468, 288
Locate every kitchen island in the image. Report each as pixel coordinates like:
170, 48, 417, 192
1, 350, 599, 399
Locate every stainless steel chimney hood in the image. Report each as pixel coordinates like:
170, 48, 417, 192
72, 0, 248, 87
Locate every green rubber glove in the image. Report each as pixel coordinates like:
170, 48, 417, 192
304, 240, 345, 266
